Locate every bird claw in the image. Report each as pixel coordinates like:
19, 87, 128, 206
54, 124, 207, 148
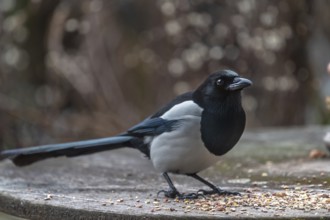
157, 189, 180, 198
197, 188, 241, 196
157, 190, 204, 199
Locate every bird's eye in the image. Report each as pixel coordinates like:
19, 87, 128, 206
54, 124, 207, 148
216, 79, 223, 86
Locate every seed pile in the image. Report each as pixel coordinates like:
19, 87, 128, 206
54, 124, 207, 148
176, 189, 330, 214
134, 188, 330, 214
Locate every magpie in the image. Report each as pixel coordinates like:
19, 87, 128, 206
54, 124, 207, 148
0, 70, 252, 199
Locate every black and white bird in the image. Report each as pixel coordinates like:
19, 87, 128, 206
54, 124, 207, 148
0, 70, 252, 199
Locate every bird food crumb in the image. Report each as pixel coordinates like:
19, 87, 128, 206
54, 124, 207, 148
169, 207, 176, 212
44, 194, 53, 201
116, 198, 124, 203
309, 149, 327, 159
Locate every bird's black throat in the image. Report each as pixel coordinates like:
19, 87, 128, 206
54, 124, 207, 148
197, 92, 246, 156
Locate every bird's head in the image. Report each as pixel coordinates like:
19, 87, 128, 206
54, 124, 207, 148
193, 70, 252, 107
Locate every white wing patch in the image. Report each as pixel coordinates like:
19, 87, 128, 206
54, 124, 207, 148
149, 100, 219, 174
160, 100, 203, 120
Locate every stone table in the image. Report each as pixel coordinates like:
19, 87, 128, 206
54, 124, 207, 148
0, 126, 329, 219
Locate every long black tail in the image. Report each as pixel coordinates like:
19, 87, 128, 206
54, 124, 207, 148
0, 136, 134, 167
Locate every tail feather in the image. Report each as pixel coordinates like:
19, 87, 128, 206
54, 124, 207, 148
0, 136, 134, 167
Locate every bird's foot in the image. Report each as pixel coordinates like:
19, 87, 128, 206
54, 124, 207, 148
157, 189, 179, 198
197, 188, 240, 196
157, 189, 204, 199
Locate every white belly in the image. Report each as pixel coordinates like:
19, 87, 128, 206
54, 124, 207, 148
149, 115, 219, 174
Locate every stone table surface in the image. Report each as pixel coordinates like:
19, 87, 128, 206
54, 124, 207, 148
0, 126, 330, 219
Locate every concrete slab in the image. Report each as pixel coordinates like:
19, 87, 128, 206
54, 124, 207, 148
0, 126, 329, 219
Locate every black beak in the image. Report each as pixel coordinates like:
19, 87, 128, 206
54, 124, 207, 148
227, 77, 252, 91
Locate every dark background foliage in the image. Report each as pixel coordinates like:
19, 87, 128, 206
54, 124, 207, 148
0, 0, 330, 149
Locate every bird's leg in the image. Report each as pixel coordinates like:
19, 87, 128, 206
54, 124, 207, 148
187, 173, 240, 196
157, 172, 180, 198
157, 172, 202, 199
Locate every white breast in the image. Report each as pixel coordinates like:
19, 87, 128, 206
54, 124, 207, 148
149, 101, 220, 174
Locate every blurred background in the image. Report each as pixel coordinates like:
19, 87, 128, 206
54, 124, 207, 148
0, 0, 330, 150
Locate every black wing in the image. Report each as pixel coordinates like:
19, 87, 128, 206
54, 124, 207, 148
125, 92, 192, 136
127, 117, 181, 137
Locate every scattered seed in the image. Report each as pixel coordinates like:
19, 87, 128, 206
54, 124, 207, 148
272, 192, 287, 197
126, 188, 329, 215
309, 149, 327, 159
319, 194, 329, 198
44, 194, 53, 201
116, 199, 124, 203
